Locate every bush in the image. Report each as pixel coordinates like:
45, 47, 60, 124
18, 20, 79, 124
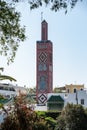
55, 103, 87, 130
1, 95, 57, 130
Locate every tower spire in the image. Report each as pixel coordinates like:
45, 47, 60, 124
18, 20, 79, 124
41, 19, 48, 40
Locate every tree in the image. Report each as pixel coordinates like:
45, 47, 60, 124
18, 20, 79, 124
45, 117, 56, 130
0, 67, 16, 113
0, 95, 54, 130
0, 0, 83, 64
11, 0, 83, 13
0, 67, 16, 81
55, 103, 87, 130
0, 0, 26, 64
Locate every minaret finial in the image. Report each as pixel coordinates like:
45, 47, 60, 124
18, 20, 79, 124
41, 12, 43, 22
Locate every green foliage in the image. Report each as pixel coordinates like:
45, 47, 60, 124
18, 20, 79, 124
33, 122, 48, 130
0, 95, 4, 109
1, 96, 56, 130
30, 111, 57, 130
0, 75, 16, 81
56, 103, 87, 130
0, 0, 83, 64
36, 111, 46, 117
0, 95, 4, 100
0, 0, 26, 64
46, 112, 60, 119
1, 110, 20, 130
45, 117, 57, 130
11, 0, 83, 13
0, 67, 16, 81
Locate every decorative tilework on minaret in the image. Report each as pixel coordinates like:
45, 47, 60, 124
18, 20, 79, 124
36, 20, 53, 104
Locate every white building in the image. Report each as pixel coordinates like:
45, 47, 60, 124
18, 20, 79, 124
65, 89, 87, 108
0, 83, 17, 98
0, 83, 27, 98
47, 89, 87, 109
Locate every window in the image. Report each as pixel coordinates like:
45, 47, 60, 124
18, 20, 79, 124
67, 89, 69, 93
81, 88, 83, 91
74, 88, 77, 93
81, 99, 84, 105
65, 94, 68, 97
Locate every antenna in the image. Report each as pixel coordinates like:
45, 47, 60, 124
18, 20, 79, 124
41, 12, 43, 22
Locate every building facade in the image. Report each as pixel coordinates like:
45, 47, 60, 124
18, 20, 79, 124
65, 84, 84, 93
46, 89, 87, 111
54, 84, 84, 93
0, 83, 16, 98
36, 20, 53, 104
0, 83, 27, 98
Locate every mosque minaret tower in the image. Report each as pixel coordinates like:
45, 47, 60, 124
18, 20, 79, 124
36, 20, 53, 104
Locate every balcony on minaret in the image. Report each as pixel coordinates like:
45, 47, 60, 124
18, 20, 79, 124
41, 20, 48, 41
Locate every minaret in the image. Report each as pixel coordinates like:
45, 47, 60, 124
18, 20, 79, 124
41, 20, 48, 40
36, 20, 53, 104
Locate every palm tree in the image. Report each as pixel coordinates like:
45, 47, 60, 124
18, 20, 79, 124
0, 67, 16, 114
0, 67, 16, 82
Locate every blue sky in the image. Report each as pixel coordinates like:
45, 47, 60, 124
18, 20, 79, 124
1, 1, 87, 88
